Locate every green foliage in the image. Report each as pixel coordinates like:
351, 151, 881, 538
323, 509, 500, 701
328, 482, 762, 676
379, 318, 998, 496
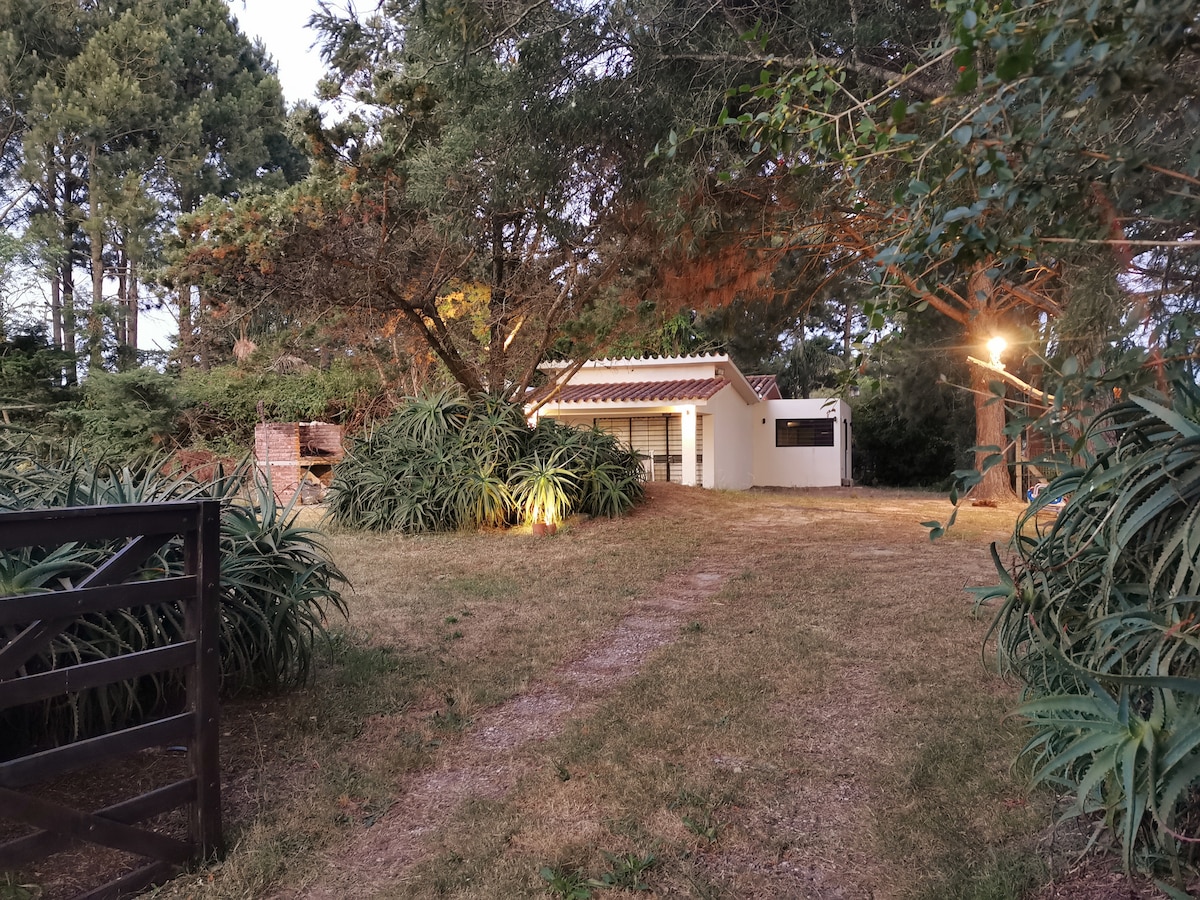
527, 419, 645, 521
182, 0, 667, 398
326, 393, 644, 533
852, 313, 975, 487
538, 865, 598, 899
50, 368, 179, 457
26, 360, 385, 458
979, 379, 1200, 878
176, 362, 383, 453
596, 850, 656, 891
0, 438, 347, 755
536, 850, 657, 897
509, 450, 578, 527
0, 321, 73, 421
852, 392, 963, 488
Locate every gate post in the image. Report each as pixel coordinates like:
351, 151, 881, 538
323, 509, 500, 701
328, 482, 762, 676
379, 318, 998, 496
185, 499, 223, 858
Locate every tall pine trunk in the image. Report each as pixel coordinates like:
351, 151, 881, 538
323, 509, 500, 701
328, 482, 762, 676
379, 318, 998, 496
178, 278, 192, 369
964, 265, 1015, 502
114, 246, 138, 370
87, 145, 105, 373
61, 252, 77, 387
128, 256, 139, 360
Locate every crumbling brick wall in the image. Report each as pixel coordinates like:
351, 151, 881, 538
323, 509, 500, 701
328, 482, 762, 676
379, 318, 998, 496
254, 422, 343, 504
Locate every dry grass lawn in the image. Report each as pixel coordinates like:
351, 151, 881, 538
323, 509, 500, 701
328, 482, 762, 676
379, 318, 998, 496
136, 484, 1156, 900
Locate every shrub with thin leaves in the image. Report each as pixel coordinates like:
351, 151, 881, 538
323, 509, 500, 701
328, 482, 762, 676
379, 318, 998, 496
327, 392, 644, 533
975, 381, 1200, 879
527, 418, 645, 519
0, 436, 347, 754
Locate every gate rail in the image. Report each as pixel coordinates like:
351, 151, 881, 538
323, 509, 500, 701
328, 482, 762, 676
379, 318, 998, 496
0, 501, 222, 899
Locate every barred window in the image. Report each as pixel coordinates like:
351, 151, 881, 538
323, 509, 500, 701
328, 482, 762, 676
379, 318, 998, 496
776, 418, 834, 447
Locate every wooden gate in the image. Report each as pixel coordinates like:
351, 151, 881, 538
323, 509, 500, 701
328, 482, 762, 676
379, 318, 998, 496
0, 501, 222, 899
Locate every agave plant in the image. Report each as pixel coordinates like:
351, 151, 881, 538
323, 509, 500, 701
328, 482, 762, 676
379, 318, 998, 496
327, 393, 644, 534
508, 450, 579, 527
976, 379, 1200, 878
572, 427, 646, 518
0, 440, 347, 752
1017, 681, 1200, 875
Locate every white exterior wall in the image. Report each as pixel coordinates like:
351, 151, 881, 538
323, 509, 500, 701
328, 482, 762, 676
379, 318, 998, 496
752, 399, 851, 488
702, 385, 755, 489
534, 357, 852, 491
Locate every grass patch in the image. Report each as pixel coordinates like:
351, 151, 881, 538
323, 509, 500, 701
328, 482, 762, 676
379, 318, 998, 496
135, 486, 1073, 899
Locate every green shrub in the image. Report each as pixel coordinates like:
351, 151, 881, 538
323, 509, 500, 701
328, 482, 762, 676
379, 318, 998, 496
975, 382, 1200, 880
49, 368, 180, 458
526, 418, 645, 519
0, 438, 347, 754
176, 362, 384, 454
326, 393, 644, 533
0, 322, 74, 423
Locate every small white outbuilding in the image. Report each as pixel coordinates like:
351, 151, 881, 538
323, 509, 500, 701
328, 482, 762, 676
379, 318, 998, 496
529, 354, 851, 490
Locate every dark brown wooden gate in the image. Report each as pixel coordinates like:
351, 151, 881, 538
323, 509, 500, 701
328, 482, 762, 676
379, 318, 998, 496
0, 501, 222, 899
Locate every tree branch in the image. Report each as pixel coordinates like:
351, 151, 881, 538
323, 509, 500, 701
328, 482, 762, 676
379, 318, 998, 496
656, 51, 941, 100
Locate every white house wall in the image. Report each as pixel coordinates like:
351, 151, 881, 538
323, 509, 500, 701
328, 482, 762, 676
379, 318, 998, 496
752, 399, 851, 488
703, 385, 755, 489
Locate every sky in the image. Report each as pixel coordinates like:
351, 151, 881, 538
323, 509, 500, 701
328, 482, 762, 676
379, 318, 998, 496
226, 0, 328, 106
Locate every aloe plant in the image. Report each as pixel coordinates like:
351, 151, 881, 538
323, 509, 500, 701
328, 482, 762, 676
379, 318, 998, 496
977, 378, 1200, 878
508, 451, 579, 527
0, 438, 347, 753
328, 392, 643, 533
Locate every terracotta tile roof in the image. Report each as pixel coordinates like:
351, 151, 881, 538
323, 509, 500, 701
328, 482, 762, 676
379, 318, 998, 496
746, 374, 781, 400
536, 378, 730, 405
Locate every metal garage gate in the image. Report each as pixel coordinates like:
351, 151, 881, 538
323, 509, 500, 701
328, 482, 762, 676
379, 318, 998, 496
594, 415, 703, 486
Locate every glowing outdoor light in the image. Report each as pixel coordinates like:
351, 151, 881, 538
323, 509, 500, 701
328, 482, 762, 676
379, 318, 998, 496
986, 336, 1007, 369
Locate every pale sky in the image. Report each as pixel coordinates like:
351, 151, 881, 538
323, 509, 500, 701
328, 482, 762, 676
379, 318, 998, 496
225, 0, 328, 106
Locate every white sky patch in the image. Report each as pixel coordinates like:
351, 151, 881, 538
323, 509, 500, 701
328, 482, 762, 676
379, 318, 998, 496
225, 0, 327, 106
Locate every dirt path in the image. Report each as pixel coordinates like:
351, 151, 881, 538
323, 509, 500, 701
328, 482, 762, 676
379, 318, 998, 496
291, 562, 740, 898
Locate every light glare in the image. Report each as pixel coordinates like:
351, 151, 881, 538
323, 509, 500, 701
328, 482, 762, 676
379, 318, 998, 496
987, 336, 1007, 368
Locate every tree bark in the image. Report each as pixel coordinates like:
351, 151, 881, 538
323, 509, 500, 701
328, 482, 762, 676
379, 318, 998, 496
488, 214, 509, 393
116, 249, 128, 349
178, 278, 192, 369
198, 285, 209, 371
128, 257, 138, 359
87, 145, 105, 373
964, 268, 1016, 502
61, 256, 77, 386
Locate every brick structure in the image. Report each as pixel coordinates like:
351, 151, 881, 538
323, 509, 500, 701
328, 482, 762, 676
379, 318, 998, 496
253, 422, 344, 504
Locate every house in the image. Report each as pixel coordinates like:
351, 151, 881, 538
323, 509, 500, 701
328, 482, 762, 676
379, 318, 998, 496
529, 354, 851, 490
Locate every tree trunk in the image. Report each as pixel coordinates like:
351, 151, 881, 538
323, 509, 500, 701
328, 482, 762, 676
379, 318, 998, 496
197, 285, 209, 371
964, 266, 1016, 502
46, 160, 63, 355
488, 215, 508, 393
50, 272, 62, 354
61, 254, 77, 386
114, 246, 137, 371
116, 249, 128, 349
88, 146, 105, 373
178, 278, 192, 369
128, 257, 138, 358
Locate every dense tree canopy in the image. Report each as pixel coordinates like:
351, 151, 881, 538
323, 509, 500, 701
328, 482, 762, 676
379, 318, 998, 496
704, 0, 1199, 497
0, 0, 301, 377
1, 0, 1193, 492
